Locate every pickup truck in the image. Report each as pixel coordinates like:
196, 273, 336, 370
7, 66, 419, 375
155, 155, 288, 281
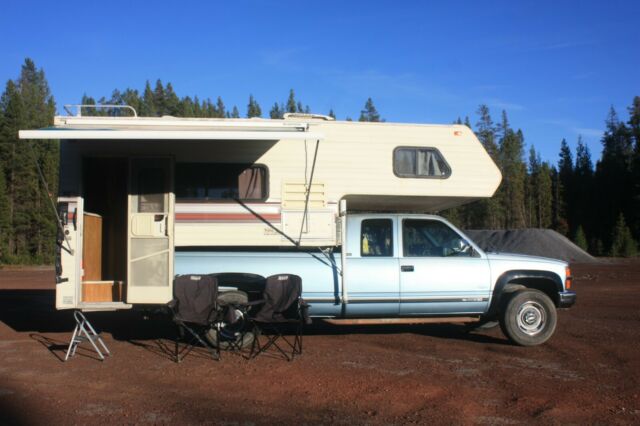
176, 213, 576, 346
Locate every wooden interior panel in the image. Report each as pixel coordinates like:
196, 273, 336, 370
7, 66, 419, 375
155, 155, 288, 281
82, 280, 124, 302
82, 212, 102, 281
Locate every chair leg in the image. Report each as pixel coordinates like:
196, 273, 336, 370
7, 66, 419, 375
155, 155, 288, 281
174, 323, 220, 363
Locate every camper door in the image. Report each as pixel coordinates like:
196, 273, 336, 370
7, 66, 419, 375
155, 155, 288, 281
127, 158, 174, 304
55, 196, 83, 309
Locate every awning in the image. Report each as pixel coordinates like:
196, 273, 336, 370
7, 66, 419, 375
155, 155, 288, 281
19, 115, 324, 141
19, 129, 323, 141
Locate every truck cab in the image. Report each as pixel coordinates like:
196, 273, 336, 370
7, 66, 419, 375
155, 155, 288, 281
343, 213, 576, 345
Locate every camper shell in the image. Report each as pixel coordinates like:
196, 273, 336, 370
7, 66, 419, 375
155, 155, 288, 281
20, 110, 502, 312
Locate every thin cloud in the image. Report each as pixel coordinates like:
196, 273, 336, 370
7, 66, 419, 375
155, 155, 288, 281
572, 71, 596, 80
573, 127, 602, 138
259, 47, 307, 67
523, 40, 594, 52
485, 98, 525, 111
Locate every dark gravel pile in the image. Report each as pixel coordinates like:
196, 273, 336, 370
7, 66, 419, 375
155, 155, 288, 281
464, 228, 597, 263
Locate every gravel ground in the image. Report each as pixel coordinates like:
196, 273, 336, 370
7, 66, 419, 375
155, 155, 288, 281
0, 261, 638, 425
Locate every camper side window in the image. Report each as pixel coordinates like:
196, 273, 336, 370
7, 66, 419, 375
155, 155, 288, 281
393, 147, 451, 178
361, 219, 393, 257
175, 163, 267, 201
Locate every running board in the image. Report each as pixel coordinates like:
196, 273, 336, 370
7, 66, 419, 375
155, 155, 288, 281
322, 316, 480, 325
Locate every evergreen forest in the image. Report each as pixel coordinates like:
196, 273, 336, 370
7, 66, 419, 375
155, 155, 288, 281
1, 59, 638, 264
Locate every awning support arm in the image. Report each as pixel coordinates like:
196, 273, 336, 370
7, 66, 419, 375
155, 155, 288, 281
298, 139, 320, 243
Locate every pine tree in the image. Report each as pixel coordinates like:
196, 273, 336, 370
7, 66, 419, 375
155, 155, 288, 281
270, 102, 284, 119
557, 138, 573, 234
628, 96, 640, 243
595, 106, 634, 248
215, 96, 226, 118
476, 105, 499, 161
231, 106, 240, 118
497, 114, 526, 229
180, 96, 195, 117
0, 59, 57, 263
247, 95, 262, 118
609, 213, 637, 257
164, 83, 180, 116
286, 89, 297, 114
153, 79, 166, 116
140, 81, 156, 116
464, 105, 501, 229
574, 226, 588, 252
574, 136, 594, 238
0, 163, 10, 262
328, 109, 336, 119
358, 98, 381, 122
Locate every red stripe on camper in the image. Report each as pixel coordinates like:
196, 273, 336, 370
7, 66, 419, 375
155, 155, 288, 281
175, 213, 281, 223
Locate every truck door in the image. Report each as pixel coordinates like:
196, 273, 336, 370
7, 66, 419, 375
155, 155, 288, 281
127, 158, 174, 304
54, 196, 83, 309
399, 218, 491, 315
344, 216, 400, 316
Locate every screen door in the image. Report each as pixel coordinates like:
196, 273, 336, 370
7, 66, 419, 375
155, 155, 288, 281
127, 158, 174, 304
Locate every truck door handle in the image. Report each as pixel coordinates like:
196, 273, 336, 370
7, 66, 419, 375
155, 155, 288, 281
401, 265, 414, 272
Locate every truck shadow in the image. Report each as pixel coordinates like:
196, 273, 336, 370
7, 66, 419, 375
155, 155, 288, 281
0, 288, 510, 360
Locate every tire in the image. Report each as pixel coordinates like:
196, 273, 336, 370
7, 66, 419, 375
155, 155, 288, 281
499, 289, 557, 346
205, 291, 255, 349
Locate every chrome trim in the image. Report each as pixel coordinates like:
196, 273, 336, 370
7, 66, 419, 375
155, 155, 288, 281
305, 296, 490, 304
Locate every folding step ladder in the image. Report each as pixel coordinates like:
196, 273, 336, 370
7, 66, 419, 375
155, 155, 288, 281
65, 311, 111, 361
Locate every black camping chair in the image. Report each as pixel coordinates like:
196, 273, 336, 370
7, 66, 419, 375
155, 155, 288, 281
168, 274, 220, 362
249, 274, 311, 361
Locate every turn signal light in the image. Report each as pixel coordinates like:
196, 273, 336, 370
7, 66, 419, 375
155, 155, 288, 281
565, 266, 572, 289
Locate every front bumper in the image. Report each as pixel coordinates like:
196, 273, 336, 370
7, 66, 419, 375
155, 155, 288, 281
558, 290, 577, 308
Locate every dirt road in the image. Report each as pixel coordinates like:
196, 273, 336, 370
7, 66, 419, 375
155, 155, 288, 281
0, 261, 638, 425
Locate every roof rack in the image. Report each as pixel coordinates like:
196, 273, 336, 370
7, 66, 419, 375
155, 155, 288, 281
63, 104, 138, 118
283, 113, 335, 121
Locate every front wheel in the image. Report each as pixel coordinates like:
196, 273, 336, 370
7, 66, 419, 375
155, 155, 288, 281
499, 289, 557, 346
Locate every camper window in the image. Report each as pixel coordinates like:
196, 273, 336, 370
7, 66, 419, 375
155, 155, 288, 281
393, 147, 451, 179
175, 163, 267, 201
361, 219, 393, 257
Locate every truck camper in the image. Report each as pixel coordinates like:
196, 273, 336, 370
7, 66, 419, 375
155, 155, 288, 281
20, 106, 575, 346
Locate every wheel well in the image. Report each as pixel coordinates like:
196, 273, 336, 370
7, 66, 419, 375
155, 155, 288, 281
488, 270, 563, 317
508, 277, 560, 306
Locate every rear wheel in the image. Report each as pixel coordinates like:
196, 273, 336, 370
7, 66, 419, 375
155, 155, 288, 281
499, 289, 557, 346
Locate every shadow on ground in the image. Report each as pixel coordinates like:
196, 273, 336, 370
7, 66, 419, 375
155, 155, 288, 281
0, 288, 509, 359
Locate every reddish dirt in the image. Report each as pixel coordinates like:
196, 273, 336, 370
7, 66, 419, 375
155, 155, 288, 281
0, 261, 639, 425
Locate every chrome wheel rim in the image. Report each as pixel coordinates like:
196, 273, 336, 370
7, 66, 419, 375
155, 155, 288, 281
516, 301, 546, 335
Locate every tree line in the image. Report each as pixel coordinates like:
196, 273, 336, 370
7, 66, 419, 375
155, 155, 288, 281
0, 58, 638, 264
443, 100, 640, 257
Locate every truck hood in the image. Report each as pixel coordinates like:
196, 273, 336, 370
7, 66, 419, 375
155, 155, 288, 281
485, 252, 567, 267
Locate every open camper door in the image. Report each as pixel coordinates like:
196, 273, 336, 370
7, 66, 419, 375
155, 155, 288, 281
55, 196, 83, 309
127, 158, 174, 304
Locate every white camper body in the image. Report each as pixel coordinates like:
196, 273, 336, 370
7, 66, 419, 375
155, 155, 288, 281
20, 113, 501, 311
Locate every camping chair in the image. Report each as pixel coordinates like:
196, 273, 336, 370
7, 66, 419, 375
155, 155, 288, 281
249, 274, 310, 361
168, 274, 220, 363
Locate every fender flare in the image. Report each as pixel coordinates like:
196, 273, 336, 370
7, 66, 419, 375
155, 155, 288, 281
486, 270, 563, 317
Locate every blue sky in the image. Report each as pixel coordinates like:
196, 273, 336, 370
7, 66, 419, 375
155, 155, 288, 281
1, 0, 638, 162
